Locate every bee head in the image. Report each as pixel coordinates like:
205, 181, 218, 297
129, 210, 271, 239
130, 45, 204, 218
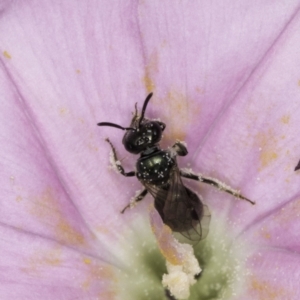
97, 93, 165, 154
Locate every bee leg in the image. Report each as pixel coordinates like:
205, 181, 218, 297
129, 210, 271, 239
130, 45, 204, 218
105, 138, 135, 177
180, 170, 255, 205
171, 140, 188, 156
121, 189, 148, 213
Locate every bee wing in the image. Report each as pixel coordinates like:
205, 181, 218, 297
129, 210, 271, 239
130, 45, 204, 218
141, 181, 169, 220
164, 166, 211, 242
143, 166, 211, 242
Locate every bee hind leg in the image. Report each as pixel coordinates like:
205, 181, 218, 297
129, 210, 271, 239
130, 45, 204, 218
180, 169, 255, 205
121, 188, 148, 213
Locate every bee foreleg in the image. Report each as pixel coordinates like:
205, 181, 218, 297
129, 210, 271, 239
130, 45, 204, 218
121, 188, 148, 213
180, 169, 255, 205
105, 138, 135, 177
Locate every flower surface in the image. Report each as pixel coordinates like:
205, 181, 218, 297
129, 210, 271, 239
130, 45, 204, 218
1, 1, 300, 299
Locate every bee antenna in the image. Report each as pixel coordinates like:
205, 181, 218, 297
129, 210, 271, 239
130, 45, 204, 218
137, 92, 153, 128
97, 122, 135, 131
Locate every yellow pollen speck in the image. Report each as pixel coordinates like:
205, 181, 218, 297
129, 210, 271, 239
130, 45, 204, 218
260, 227, 271, 239
260, 151, 278, 168
280, 115, 290, 124
251, 277, 288, 300
76, 69, 81, 74
57, 220, 85, 245
81, 264, 116, 293
256, 131, 279, 170
59, 107, 69, 116
45, 251, 61, 266
143, 51, 158, 93
26, 248, 62, 273
160, 90, 201, 143
3, 51, 11, 59
15, 195, 22, 202
30, 188, 87, 246
143, 74, 155, 93
83, 257, 92, 265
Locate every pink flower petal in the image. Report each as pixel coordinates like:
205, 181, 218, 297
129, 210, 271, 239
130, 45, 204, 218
241, 249, 300, 300
195, 5, 300, 237
0, 0, 147, 252
1, 0, 300, 299
0, 225, 116, 299
137, 1, 300, 152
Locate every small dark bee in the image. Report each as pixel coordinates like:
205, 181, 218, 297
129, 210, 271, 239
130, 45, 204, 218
97, 93, 255, 242
295, 159, 300, 171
